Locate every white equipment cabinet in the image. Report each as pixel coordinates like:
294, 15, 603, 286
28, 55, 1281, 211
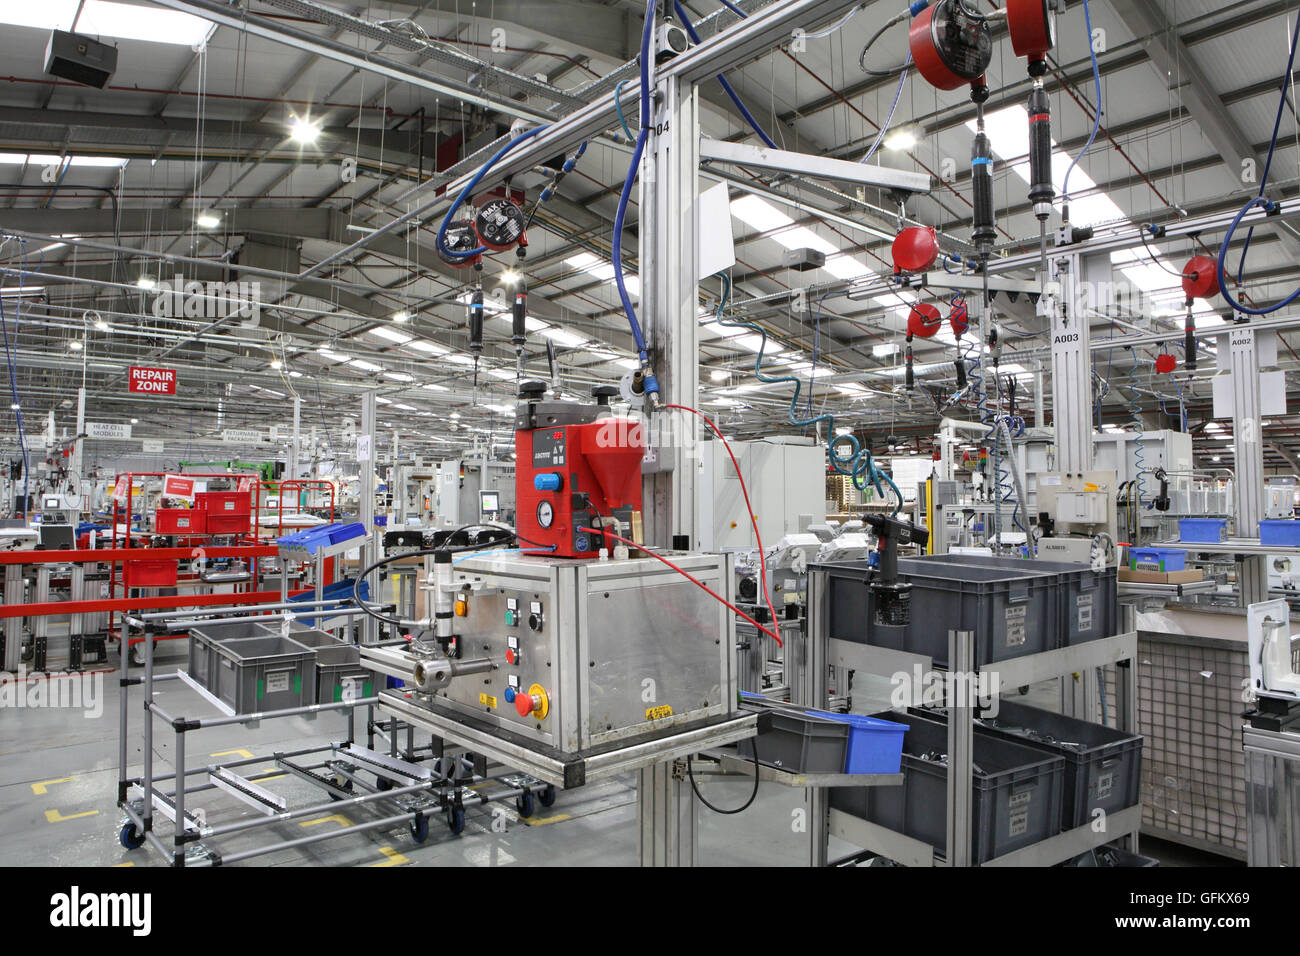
698, 436, 824, 551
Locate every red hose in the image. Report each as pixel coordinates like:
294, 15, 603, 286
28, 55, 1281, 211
664, 403, 782, 636
580, 526, 782, 647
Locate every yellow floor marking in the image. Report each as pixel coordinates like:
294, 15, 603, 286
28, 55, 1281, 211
113, 862, 135, 867
30, 777, 74, 795
523, 813, 571, 826
44, 808, 99, 823
299, 813, 353, 828
370, 846, 410, 867
210, 749, 254, 759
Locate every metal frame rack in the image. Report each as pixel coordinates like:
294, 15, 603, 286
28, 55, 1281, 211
1243, 716, 1300, 866
800, 569, 1141, 867
114, 605, 557, 866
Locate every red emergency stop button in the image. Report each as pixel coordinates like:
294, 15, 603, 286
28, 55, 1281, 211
505, 647, 519, 665
516, 692, 537, 717
515, 683, 549, 719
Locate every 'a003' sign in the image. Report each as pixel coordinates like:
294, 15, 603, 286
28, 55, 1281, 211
128, 366, 177, 395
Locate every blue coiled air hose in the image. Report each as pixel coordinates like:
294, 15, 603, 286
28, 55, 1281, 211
710, 274, 902, 514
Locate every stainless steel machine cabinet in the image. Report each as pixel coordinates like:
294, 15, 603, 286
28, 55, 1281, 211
390, 552, 738, 755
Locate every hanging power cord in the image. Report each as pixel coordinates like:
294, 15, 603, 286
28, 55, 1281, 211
1060, 0, 1102, 222
686, 747, 760, 815
665, 400, 781, 636
708, 274, 903, 514
674, 1, 779, 148
1216, 12, 1300, 314
579, 525, 783, 646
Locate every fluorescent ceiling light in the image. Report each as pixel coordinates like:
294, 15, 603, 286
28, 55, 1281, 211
93, 318, 110, 332
710, 369, 728, 381
196, 213, 220, 229
0, 152, 126, 168
422, 383, 450, 391
407, 340, 450, 355
614, 358, 639, 370
392, 403, 417, 412
383, 371, 414, 382
486, 368, 515, 381
873, 343, 899, 358
68, 340, 83, 351
349, 359, 382, 372
733, 333, 783, 355
368, 327, 413, 344
499, 270, 521, 285
375, 397, 392, 405
540, 327, 586, 348
391, 310, 411, 323
317, 348, 349, 362
136, 276, 156, 290
565, 252, 640, 297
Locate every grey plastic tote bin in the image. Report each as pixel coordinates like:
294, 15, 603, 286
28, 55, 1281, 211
188, 619, 275, 689
314, 642, 375, 704
906, 554, 1118, 645
829, 708, 1065, 863
975, 698, 1142, 830
211, 635, 315, 713
736, 694, 849, 772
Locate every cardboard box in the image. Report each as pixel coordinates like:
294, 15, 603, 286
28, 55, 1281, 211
1118, 567, 1205, 585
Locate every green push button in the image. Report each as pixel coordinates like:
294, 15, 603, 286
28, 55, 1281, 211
505, 609, 519, 626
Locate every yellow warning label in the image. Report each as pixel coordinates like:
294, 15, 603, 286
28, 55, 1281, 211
480, 693, 498, 709
645, 704, 674, 720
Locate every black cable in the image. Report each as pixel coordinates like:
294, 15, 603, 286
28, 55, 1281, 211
350, 530, 512, 627
686, 750, 760, 814
859, 15, 909, 78
1138, 229, 1197, 279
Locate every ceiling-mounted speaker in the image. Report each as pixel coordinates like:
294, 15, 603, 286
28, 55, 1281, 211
45, 30, 118, 89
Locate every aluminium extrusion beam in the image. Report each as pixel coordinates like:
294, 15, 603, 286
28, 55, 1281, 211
700, 138, 932, 195
440, 0, 865, 199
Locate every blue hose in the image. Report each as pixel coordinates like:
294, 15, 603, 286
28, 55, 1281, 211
860, 55, 911, 164
710, 274, 902, 514
1061, 0, 1101, 212
610, 0, 659, 377
674, 1, 779, 149
1217, 14, 1300, 313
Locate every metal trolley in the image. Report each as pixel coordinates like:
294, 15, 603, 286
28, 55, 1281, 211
113, 601, 555, 867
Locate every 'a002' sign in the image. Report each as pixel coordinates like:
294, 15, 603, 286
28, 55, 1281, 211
128, 366, 177, 395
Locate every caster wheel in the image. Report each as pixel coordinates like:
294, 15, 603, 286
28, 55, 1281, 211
376, 777, 394, 792
446, 807, 465, 835
409, 813, 429, 844
538, 785, 556, 808
119, 823, 145, 850
515, 790, 535, 819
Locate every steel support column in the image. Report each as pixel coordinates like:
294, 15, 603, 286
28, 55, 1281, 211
1229, 326, 1268, 604
1049, 253, 1094, 474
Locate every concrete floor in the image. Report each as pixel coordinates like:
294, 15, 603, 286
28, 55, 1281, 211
0, 643, 1242, 867
0, 644, 831, 867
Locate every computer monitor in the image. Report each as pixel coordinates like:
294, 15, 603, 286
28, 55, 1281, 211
479, 490, 500, 517
44, 496, 61, 510
38, 524, 74, 549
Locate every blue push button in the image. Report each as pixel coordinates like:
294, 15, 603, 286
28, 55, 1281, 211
533, 472, 563, 491
504, 687, 517, 704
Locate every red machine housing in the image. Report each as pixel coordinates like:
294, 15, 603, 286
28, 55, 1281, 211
515, 415, 645, 558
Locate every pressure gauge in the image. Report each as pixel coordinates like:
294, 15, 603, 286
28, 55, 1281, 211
537, 500, 555, 529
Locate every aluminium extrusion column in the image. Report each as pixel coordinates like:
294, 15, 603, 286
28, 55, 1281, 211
1228, 326, 1268, 604
1048, 252, 1093, 474
945, 630, 975, 867
635, 67, 704, 869
359, 392, 378, 643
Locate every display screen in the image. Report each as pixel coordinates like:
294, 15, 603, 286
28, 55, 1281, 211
479, 491, 500, 514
